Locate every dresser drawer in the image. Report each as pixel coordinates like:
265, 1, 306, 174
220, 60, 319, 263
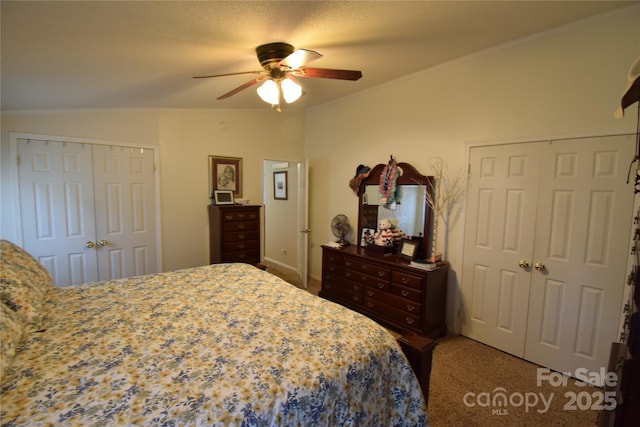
392, 270, 424, 290
366, 287, 421, 315
323, 262, 343, 275
322, 280, 364, 305
390, 283, 422, 303
222, 210, 259, 222
343, 269, 389, 289
364, 299, 421, 330
224, 221, 258, 232
223, 240, 258, 253
344, 258, 390, 280
322, 270, 345, 285
324, 252, 343, 266
223, 230, 259, 242
222, 250, 259, 263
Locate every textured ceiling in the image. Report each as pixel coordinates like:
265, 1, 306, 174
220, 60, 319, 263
1, 1, 636, 111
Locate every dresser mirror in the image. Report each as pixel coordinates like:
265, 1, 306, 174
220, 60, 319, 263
357, 162, 434, 257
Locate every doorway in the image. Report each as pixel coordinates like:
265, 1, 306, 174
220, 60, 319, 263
263, 159, 309, 287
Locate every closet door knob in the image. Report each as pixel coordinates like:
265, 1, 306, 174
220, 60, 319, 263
534, 262, 546, 272
85, 241, 95, 249
99, 240, 109, 247
518, 260, 530, 269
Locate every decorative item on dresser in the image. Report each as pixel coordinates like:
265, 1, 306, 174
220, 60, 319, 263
208, 204, 261, 265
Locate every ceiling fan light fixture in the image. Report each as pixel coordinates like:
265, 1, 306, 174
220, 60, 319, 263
200, 42, 361, 107
281, 77, 302, 104
256, 79, 280, 105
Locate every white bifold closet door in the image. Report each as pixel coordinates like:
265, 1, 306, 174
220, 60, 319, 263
17, 138, 158, 287
461, 134, 634, 378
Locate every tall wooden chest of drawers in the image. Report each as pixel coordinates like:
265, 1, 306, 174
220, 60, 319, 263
320, 245, 447, 337
208, 205, 261, 265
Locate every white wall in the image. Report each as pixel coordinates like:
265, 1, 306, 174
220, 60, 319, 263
304, 6, 640, 329
1, 109, 305, 271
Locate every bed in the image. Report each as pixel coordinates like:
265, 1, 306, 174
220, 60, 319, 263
0, 240, 428, 426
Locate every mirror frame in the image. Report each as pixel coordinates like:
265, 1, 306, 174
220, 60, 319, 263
357, 162, 434, 257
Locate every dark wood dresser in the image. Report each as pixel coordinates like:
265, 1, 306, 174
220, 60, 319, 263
208, 205, 261, 264
320, 244, 448, 338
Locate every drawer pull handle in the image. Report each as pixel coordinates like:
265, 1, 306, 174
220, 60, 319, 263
354, 296, 361, 302
377, 283, 385, 289
345, 271, 352, 277
345, 261, 352, 267
353, 285, 361, 291
238, 254, 246, 259
238, 244, 245, 249
406, 305, 415, 312
238, 234, 246, 239
405, 318, 414, 325
237, 224, 245, 229
378, 272, 385, 277
367, 290, 374, 296
225, 215, 233, 220
367, 302, 375, 308
401, 290, 409, 297
402, 278, 409, 284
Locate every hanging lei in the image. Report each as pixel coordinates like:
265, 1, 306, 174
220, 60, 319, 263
379, 158, 399, 207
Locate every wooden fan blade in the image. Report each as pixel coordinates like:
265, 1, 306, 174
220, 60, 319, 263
279, 49, 323, 69
293, 67, 362, 81
193, 70, 262, 79
217, 76, 266, 100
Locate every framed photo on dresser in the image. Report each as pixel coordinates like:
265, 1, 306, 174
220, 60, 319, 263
399, 239, 419, 259
213, 190, 234, 205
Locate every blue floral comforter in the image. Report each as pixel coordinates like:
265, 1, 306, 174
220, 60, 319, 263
1, 263, 428, 426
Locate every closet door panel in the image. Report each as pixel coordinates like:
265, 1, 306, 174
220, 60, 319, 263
525, 135, 635, 377
92, 145, 157, 280
461, 142, 541, 356
18, 139, 98, 286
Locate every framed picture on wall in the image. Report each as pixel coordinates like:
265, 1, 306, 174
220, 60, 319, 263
273, 171, 288, 200
213, 190, 234, 205
209, 155, 242, 198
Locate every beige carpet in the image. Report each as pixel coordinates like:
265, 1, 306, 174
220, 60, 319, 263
266, 264, 602, 426
428, 335, 600, 426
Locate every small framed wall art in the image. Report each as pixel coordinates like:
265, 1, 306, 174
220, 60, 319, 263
213, 190, 234, 205
209, 155, 242, 198
273, 171, 288, 200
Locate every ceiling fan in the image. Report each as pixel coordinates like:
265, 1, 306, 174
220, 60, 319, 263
193, 42, 363, 109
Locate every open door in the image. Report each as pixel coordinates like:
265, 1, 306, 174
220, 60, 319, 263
263, 159, 309, 287
297, 160, 310, 288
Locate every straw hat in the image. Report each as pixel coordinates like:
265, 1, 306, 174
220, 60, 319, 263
615, 56, 640, 118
